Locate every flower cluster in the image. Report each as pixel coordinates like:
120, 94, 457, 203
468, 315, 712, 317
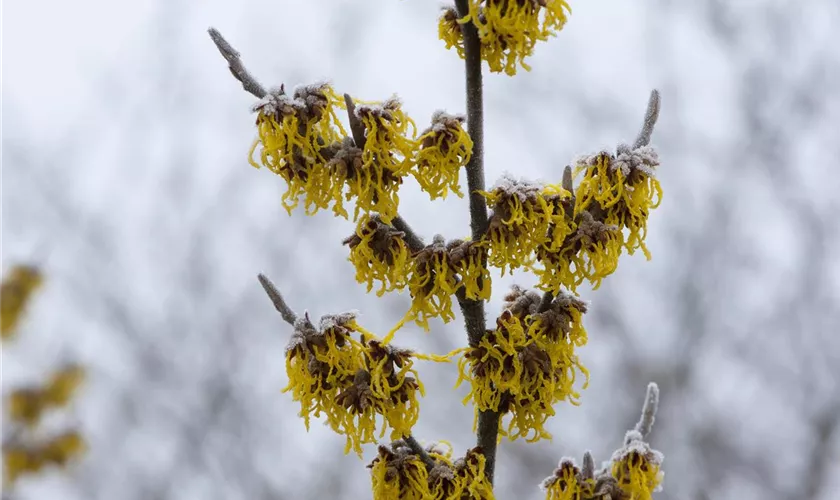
344, 214, 411, 296
480, 175, 572, 275
574, 145, 663, 259
2, 266, 86, 488
250, 83, 473, 224
370, 441, 494, 500
540, 384, 664, 500
439, 0, 572, 75
282, 310, 445, 455
1, 265, 43, 340
249, 83, 349, 216
457, 286, 589, 441
402, 236, 490, 332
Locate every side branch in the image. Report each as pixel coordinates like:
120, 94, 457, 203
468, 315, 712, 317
633, 89, 661, 149
257, 274, 298, 325
208, 28, 267, 99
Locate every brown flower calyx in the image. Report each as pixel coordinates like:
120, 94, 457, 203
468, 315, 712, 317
531, 291, 588, 342
335, 369, 375, 413
325, 137, 363, 179
367, 440, 427, 482
253, 82, 333, 124
502, 284, 542, 321
518, 343, 552, 379
355, 96, 403, 124
342, 215, 407, 266
445, 238, 483, 268
418, 111, 467, 155
410, 235, 456, 295
286, 311, 356, 357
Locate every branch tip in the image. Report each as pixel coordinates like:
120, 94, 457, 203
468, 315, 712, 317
257, 274, 298, 325
634, 382, 660, 438
208, 27, 267, 99
633, 89, 661, 149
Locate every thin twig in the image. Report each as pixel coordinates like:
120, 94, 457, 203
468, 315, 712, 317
632, 89, 661, 149
454, 0, 497, 485
403, 435, 437, 470
208, 28, 267, 99
257, 274, 298, 325
634, 382, 660, 438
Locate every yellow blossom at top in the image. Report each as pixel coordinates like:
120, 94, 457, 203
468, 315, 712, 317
574, 147, 663, 259
343, 214, 411, 296
413, 111, 473, 200
1, 265, 43, 340
480, 175, 572, 275
282, 311, 443, 456
441, 0, 572, 76
249, 82, 349, 216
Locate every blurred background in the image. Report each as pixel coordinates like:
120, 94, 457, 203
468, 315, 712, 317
3, 0, 839, 499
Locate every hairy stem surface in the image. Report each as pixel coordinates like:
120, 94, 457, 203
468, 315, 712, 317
454, 0, 499, 486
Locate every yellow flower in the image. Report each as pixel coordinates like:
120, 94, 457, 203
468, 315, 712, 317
360, 338, 426, 441
611, 433, 664, 500
44, 365, 86, 407
343, 215, 411, 296
7, 365, 85, 427
248, 82, 349, 216
352, 96, 418, 223
455, 447, 495, 500
447, 239, 492, 301
541, 458, 595, 500
3, 431, 86, 487
480, 176, 572, 275
369, 441, 431, 500
283, 312, 444, 456
438, 7, 465, 59
405, 236, 460, 331
535, 210, 622, 292
457, 287, 589, 442
457, 310, 527, 414
450, 0, 572, 76
414, 111, 473, 200
574, 147, 663, 259
1, 265, 43, 340
282, 311, 365, 434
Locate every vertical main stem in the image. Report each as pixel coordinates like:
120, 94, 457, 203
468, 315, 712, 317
454, 0, 499, 486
